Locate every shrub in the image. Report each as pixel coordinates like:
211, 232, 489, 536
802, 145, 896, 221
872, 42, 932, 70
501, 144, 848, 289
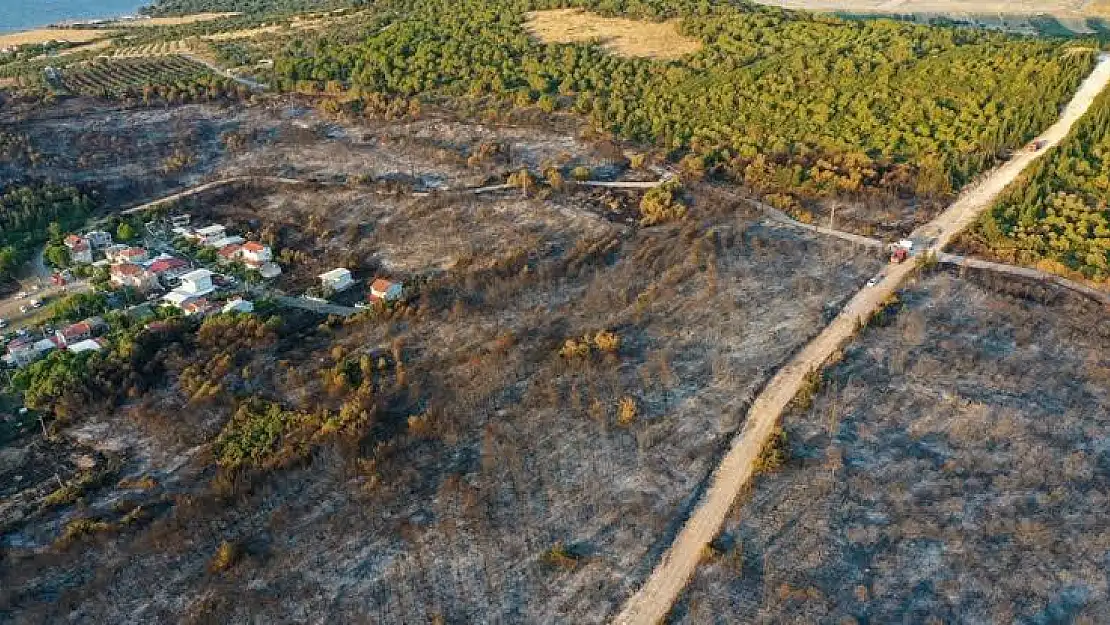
639, 180, 687, 226
617, 396, 638, 426
559, 337, 592, 359
592, 330, 621, 353
209, 540, 240, 573
753, 429, 788, 474
571, 166, 592, 181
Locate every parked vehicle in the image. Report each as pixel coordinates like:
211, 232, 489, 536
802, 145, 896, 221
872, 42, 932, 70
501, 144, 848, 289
890, 247, 909, 263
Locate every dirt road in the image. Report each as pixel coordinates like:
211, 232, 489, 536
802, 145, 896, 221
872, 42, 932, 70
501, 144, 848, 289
117, 176, 304, 217
938, 252, 1110, 306
612, 52, 1110, 625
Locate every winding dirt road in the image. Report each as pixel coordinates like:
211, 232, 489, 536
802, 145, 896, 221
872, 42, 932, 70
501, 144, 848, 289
613, 52, 1110, 625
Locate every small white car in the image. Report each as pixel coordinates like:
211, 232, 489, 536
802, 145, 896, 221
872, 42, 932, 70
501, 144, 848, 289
14, 291, 26, 299
866, 276, 881, 288
30, 299, 41, 309
0, 318, 7, 328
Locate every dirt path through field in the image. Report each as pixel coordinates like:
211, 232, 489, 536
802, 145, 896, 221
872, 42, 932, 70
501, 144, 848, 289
612, 51, 1110, 625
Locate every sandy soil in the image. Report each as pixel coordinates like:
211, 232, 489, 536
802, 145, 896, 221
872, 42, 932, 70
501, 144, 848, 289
525, 9, 703, 60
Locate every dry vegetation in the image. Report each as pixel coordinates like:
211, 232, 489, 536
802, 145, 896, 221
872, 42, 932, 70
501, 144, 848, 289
675, 271, 1110, 623
0, 29, 113, 48
524, 9, 703, 60
110, 13, 240, 27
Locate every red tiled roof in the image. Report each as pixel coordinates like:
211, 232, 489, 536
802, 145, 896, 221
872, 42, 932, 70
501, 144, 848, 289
111, 263, 145, 277
121, 247, 146, 257
61, 322, 92, 340
218, 244, 242, 258
243, 242, 266, 252
148, 257, 188, 274
64, 234, 84, 246
70, 241, 89, 252
371, 278, 395, 293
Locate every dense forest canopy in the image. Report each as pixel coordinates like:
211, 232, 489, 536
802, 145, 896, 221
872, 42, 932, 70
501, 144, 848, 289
968, 90, 1110, 281
269, 0, 1096, 205
140, 0, 361, 16
0, 185, 94, 286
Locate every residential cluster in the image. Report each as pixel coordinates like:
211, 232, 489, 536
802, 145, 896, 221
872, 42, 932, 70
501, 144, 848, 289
2, 215, 275, 369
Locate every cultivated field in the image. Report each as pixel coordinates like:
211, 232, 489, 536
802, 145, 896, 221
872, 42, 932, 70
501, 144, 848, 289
675, 271, 1110, 622
525, 9, 703, 60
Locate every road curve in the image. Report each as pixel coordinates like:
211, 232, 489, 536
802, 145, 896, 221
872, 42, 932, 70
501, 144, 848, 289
612, 52, 1110, 625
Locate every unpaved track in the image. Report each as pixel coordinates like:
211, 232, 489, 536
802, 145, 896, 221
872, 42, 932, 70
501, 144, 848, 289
612, 52, 1110, 625
938, 253, 1110, 305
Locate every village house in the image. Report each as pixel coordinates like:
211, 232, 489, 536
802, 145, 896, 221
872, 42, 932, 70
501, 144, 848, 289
193, 225, 227, 245
147, 256, 190, 283
217, 243, 243, 264
5, 337, 38, 366
110, 263, 158, 292
319, 268, 354, 293
55, 316, 108, 348
69, 240, 93, 265
182, 298, 219, 317
85, 230, 113, 248
117, 247, 149, 264
369, 278, 404, 302
178, 269, 215, 296
208, 235, 245, 249
67, 338, 104, 354
222, 298, 255, 314
241, 242, 272, 266
56, 321, 92, 346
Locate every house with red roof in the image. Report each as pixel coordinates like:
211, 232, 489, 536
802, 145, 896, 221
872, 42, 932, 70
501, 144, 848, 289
369, 278, 403, 302
241, 242, 272, 266
110, 263, 157, 292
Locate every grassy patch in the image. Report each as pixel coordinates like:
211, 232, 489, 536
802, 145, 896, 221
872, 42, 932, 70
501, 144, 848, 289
524, 9, 702, 60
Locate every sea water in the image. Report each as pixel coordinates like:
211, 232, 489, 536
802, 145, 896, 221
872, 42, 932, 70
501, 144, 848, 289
0, 0, 146, 34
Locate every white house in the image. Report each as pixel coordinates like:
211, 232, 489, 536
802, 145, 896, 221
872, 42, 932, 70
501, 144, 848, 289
241, 242, 272, 266
194, 225, 227, 245
222, 298, 254, 314
207, 235, 245, 249
319, 268, 353, 293
110, 263, 157, 292
85, 230, 113, 248
178, 269, 215, 296
69, 241, 93, 265
67, 338, 104, 354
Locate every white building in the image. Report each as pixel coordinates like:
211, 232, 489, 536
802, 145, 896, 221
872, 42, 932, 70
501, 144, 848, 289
85, 230, 113, 248
194, 225, 227, 245
222, 298, 254, 314
67, 339, 104, 354
178, 269, 215, 296
241, 242, 272, 265
319, 268, 353, 293
207, 235, 245, 249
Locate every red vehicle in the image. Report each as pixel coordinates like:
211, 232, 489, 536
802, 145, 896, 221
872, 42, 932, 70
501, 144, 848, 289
890, 247, 909, 264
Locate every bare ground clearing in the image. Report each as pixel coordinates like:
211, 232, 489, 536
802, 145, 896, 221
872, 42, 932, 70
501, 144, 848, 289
676, 272, 1110, 623
525, 9, 703, 60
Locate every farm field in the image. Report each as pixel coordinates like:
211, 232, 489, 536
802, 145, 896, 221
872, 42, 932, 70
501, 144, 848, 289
675, 271, 1110, 622
58, 56, 214, 96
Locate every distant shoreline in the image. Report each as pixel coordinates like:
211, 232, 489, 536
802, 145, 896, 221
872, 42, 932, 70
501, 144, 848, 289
0, 1, 147, 36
